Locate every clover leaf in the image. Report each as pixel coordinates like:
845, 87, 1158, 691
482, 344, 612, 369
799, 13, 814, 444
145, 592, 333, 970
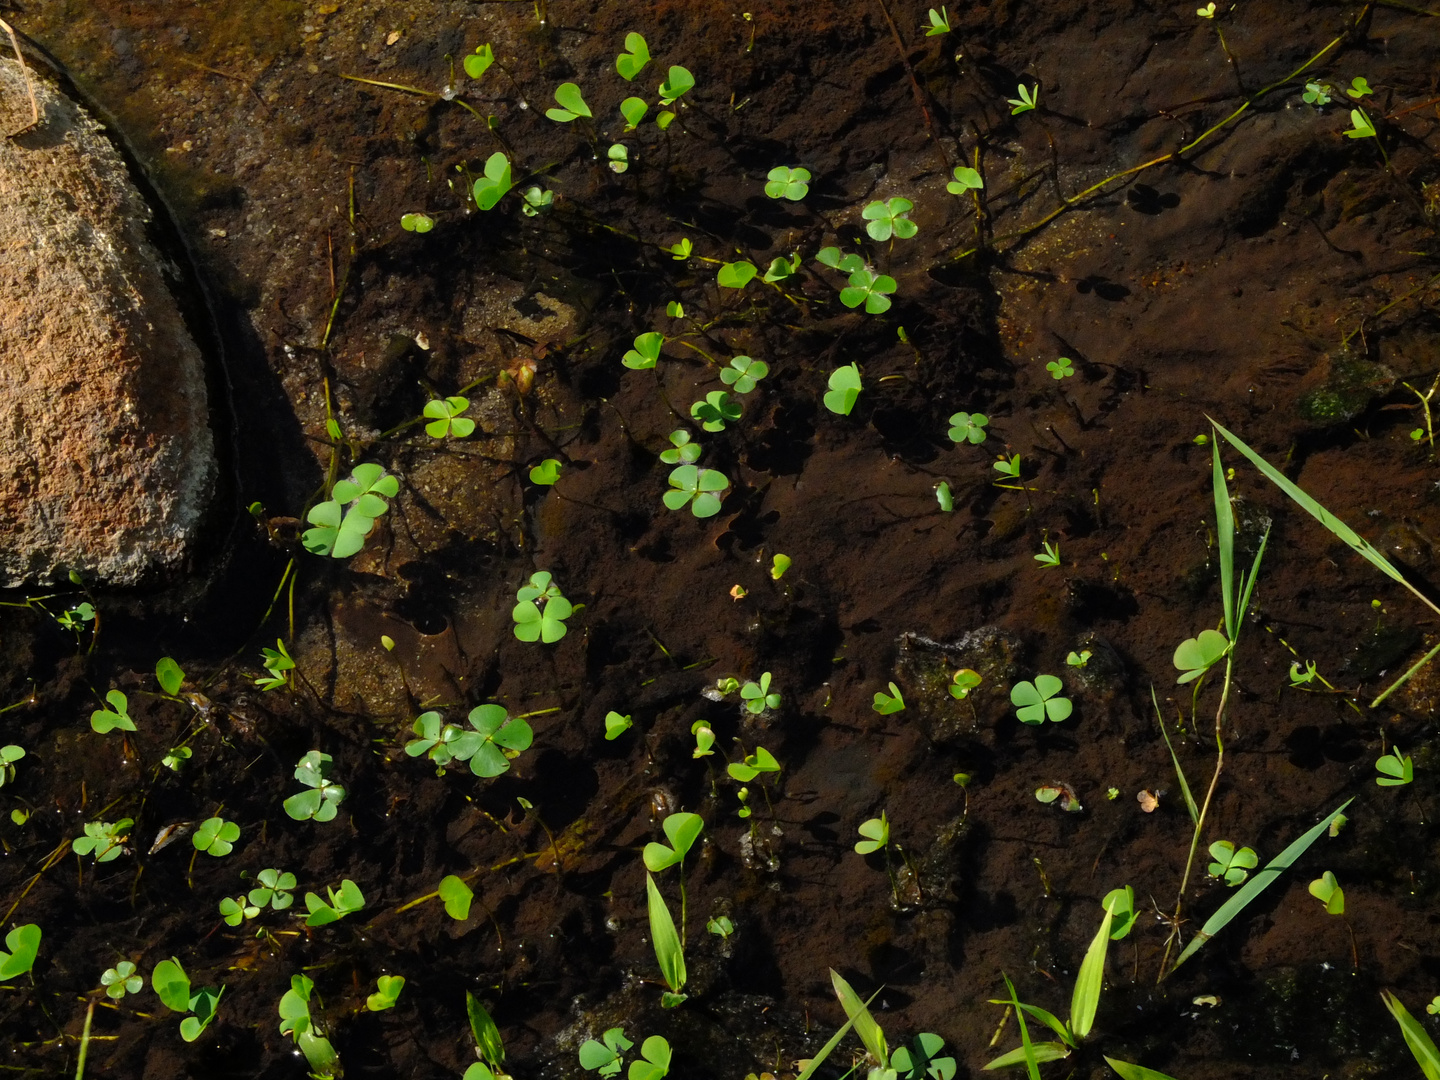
720, 356, 769, 394
90, 689, 135, 734
764, 166, 810, 201
663, 465, 729, 518
948, 412, 988, 444
616, 32, 651, 81
823, 363, 862, 415
862, 197, 917, 241
623, 331, 665, 370
424, 396, 475, 438
1010, 674, 1072, 724
839, 268, 897, 313
472, 151, 513, 211
1173, 628, 1229, 684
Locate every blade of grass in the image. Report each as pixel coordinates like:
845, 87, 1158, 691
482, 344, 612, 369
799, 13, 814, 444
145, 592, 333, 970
1174, 798, 1353, 969
1371, 638, 1440, 709
1381, 990, 1440, 1080
830, 969, 888, 1067
1104, 1057, 1181, 1080
1070, 904, 1115, 1040
645, 874, 686, 995
1151, 687, 1198, 824
1212, 438, 1236, 639
995, 973, 1043, 1080
795, 985, 883, 1080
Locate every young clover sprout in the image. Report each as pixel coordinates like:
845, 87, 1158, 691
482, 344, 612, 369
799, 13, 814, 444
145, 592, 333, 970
764, 166, 810, 201
407, 706, 534, 776
367, 975, 405, 1012
544, 82, 591, 123
630, 1035, 673, 1080
623, 331, 665, 370
1035, 782, 1083, 812
192, 816, 240, 857
727, 745, 780, 782
439, 874, 474, 919
56, 601, 94, 632
0, 925, 40, 982
659, 430, 701, 465
658, 66, 695, 105
1206, 840, 1258, 886
472, 151, 513, 211
513, 571, 573, 643
424, 396, 474, 438
666, 301, 684, 318
935, 481, 954, 512
824, 363, 862, 414
580, 1027, 634, 1077
1344, 108, 1377, 139
252, 869, 296, 909
817, 245, 865, 273
855, 811, 889, 854
667, 237, 692, 260
1308, 871, 1345, 914
279, 973, 341, 1078
283, 751, 346, 822
605, 711, 633, 740
155, 656, 184, 697
73, 818, 133, 863
862, 198, 917, 241
90, 689, 135, 734
1303, 81, 1333, 107
152, 958, 225, 1043
1376, 745, 1413, 786
1066, 650, 1091, 668
529, 459, 562, 485
1007, 83, 1039, 114
219, 895, 260, 926
770, 553, 791, 580
608, 145, 629, 174
691, 720, 715, 757
304, 878, 365, 926
925, 6, 950, 35
644, 812, 703, 875
101, 961, 142, 1000
691, 390, 742, 431
1196, 1, 1216, 14
255, 638, 295, 691
620, 96, 649, 130
1347, 76, 1372, 98
707, 915, 734, 938
400, 212, 434, 233
302, 463, 399, 558
740, 672, 780, 714
463, 43, 495, 80
1010, 675, 1072, 723
1046, 356, 1075, 379
522, 186, 552, 214
873, 682, 905, 714
664, 465, 730, 518
948, 411, 988, 444
840, 268, 897, 313
949, 668, 982, 699
1035, 540, 1061, 568
720, 356, 769, 393
1173, 628, 1229, 684
717, 261, 758, 288
615, 32, 650, 80
947, 166, 983, 193
993, 453, 1021, 479
0, 744, 23, 787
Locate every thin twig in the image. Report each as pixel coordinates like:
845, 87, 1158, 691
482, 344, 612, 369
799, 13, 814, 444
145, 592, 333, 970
0, 17, 40, 136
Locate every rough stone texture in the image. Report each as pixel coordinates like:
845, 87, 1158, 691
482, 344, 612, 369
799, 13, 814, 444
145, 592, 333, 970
0, 58, 214, 586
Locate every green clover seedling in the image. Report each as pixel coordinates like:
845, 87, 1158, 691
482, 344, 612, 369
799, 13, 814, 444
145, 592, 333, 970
824, 363, 863, 414
249, 868, 296, 910
219, 895, 260, 926
56, 602, 94, 631
0, 925, 41, 981
102, 961, 142, 1000
1173, 628, 1229, 684
763, 254, 800, 283
1035, 540, 1061, 568
304, 878, 365, 926
663, 465, 730, 518
862, 197, 917, 241
893, 1034, 956, 1080
255, 638, 295, 691
855, 811, 889, 854
1346, 76, 1372, 99
816, 246, 865, 273
1066, 650, 1091, 668
152, 958, 224, 1042
925, 6, 951, 35
691, 390, 742, 431
948, 412, 988, 444
1007, 83, 1039, 114
873, 682, 905, 714
623, 331, 665, 370
463, 44, 494, 80
90, 689, 135, 734
193, 816, 240, 857
1303, 81, 1333, 106
425, 396, 475, 438
659, 430, 701, 465
740, 672, 780, 714
513, 571, 573, 643
947, 166, 983, 193
1046, 356, 1075, 380
73, 818, 133, 862
1035, 782, 1083, 812
1010, 675, 1072, 723
1344, 108, 1377, 139
279, 973, 341, 1077
993, 453, 1021, 479
0, 743, 23, 787
949, 668, 982, 699
720, 356, 769, 394
691, 721, 715, 758
1206, 840, 1257, 886
459, 705, 534, 777
472, 151, 513, 210
302, 463, 399, 558
667, 238, 692, 260
545, 82, 592, 123
935, 481, 953, 511
605, 711, 633, 740
643, 812, 704, 873
607, 145, 629, 174
764, 166, 810, 200
1308, 871, 1344, 914
771, 553, 791, 579
1103, 885, 1138, 939
629, 1036, 672, 1080
717, 261, 758, 289
620, 96, 649, 130
658, 66, 694, 105
529, 458, 562, 485
156, 656, 184, 697
1196, 1, 1216, 15
580, 1027, 634, 1077
440, 874, 474, 920
708, 915, 734, 938
283, 751, 346, 822
1376, 745, 1413, 786
666, 301, 684, 318
400, 212, 434, 233
840, 268, 897, 313
367, 975, 405, 1012
727, 745, 780, 782
615, 32, 650, 80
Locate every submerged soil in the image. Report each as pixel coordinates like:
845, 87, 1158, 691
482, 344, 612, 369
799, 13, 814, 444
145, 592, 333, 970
2, 1, 1440, 1078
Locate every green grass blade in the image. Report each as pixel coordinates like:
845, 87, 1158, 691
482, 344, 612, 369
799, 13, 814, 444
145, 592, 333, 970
1212, 437, 1236, 639
1174, 798, 1353, 969
1001, 973, 1042, 1080
1151, 687, 1198, 824
795, 983, 882, 1080
1371, 638, 1440, 709
984, 1043, 1071, 1070
645, 874, 687, 995
1104, 1057, 1181, 1080
1381, 990, 1440, 1080
1070, 905, 1114, 1040
1233, 524, 1270, 635
830, 969, 888, 1066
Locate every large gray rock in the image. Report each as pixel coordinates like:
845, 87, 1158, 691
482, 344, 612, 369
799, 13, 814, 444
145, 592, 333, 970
0, 57, 214, 587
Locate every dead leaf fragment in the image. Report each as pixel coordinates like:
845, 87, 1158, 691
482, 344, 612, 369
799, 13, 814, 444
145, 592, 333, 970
1137, 789, 1159, 813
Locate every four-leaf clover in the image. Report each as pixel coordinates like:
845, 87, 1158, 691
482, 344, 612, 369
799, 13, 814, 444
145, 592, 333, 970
1010, 675, 1072, 724
861, 197, 918, 241
764, 166, 811, 201
948, 412, 989, 444
664, 465, 730, 518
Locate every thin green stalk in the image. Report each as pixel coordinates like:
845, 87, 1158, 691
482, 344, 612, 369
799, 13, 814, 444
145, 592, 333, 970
74, 1001, 94, 1080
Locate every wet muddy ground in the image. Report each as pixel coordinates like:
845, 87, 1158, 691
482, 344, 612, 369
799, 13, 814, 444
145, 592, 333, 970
2, 0, 1440, 1077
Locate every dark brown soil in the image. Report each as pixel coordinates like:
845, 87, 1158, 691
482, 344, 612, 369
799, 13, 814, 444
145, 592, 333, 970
3, 2, 1440, 1079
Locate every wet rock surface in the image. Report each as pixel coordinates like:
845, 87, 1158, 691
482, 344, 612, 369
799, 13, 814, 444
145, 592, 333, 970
0, 58, 214, 586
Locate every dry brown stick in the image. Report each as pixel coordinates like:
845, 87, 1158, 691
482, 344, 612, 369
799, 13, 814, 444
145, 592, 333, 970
872, 0, 952, 172
0, 17, 40, 136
